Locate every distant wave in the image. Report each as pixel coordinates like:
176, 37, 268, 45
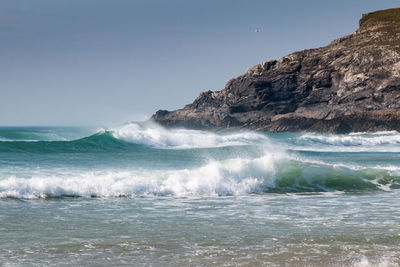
0, 122, 271, 153
0, 131, 136, 153
112, 122, 270, 149
1, 151, 399, 199
0, 127, 92, 142
4, 123, 400, 153
299, 131, 400, 146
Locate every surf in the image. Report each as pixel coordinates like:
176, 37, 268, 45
112, 122, 270, 149
1, 123, 400, 199
1, 154, 399, 199
0, 122, 271, 153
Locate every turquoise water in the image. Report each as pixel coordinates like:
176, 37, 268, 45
1, 123, 400, 266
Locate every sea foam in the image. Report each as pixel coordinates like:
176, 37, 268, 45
2, 124, 399, 198
112, 122, 270, 149
2, 148, 397, 199
299, 131, 400, 146
0, 152, 282, 199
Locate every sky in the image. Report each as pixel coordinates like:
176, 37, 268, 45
1, 0, 399, 126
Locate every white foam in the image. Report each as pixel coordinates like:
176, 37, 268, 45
352, 256, 396, 267
0, 139, 39, 142
299, 132, 400, 147
348, 130, 399, 136
289, 153, 400, 175
0, 152, 284, 199
112, 122, 270, 149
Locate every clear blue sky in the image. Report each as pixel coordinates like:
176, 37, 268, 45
1, 0, 399, 126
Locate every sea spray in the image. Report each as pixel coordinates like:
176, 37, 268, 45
299, 131, 400, 147
0, 150, 283, 198
1, 153, 399, 198
112, 122, 270, 149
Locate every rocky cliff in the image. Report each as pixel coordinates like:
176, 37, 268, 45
152, 8, 400, 133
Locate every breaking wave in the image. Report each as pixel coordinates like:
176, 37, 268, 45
112, 122, 269, 149
0, 122, 270, 152
1, 123, 400, 198
1, 152, 399, 199
300, 131, 400, 146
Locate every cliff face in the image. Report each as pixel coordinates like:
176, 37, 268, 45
152, 8, 400, 133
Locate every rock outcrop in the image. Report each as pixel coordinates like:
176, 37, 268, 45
152, 8, 400, 133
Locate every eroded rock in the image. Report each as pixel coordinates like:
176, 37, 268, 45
152, 8, 400, 133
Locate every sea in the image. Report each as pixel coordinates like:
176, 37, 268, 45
0, 122, 399, 266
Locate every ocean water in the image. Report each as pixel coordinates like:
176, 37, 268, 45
1, 123, 400, 266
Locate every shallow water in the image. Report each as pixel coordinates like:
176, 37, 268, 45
1, 123, 400, 266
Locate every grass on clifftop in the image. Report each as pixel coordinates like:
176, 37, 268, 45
358, 8, 400, 52
359, 8, 400, 28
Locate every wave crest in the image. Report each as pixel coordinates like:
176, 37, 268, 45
0, 153, 280, 198
1, 151, 399, 199
299, 131, 400, 147
112, 122, 270, 149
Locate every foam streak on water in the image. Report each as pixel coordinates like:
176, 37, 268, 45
296, 131, 400, 152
